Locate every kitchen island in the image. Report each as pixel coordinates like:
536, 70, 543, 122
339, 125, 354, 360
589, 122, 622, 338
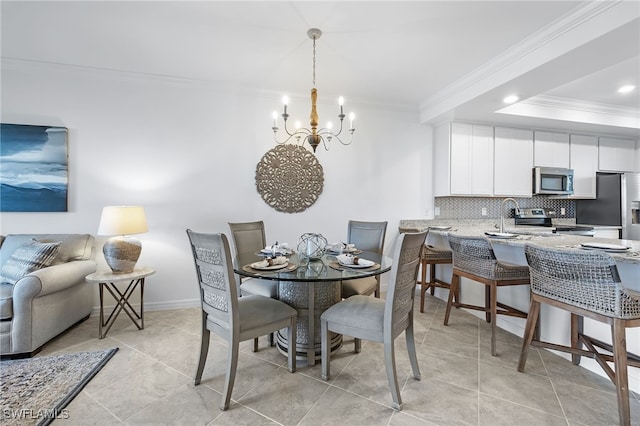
402, 220, 640, 394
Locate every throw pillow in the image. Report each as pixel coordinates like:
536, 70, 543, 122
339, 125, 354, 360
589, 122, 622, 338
0, 239, 62, 285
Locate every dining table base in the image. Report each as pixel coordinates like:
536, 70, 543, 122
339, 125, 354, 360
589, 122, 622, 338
276, 279, 343, 365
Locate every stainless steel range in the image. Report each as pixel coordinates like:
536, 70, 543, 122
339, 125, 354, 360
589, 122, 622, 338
514, 208, 595, 236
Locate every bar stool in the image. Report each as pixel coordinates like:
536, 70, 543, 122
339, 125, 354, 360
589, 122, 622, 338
520, 244, 640, 426
418, 245, 453, 313
443, 234, 530, 356
397, 227, 454, 313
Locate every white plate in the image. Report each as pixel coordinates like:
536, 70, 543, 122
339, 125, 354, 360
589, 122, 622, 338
327, 247, 358, 254
339, 258, 375, 268
250, 261, 289, 271
581, 243, 630, 251
260, 248, 292, 255
485, 232, 518, 239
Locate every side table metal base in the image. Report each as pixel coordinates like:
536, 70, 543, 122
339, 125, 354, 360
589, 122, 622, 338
99, 277, 145, 339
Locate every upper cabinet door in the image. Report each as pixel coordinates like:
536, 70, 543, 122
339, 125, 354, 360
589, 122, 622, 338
534, 131, 570, 168
599, 137, 639, 172
450, 123, 493, 196
569, 134, 598, 199
494, 127, 534, 197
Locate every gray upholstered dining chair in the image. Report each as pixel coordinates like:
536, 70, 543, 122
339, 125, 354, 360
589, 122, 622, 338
341, 220, 388, 299
320, 230, 427, 411
228, 221, 278, 349
519, 244, 640, 426
186, 229, 297, 411
443, 234, 530, 356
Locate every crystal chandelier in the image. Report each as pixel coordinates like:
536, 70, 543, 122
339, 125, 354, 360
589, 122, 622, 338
271, 28, 355, 153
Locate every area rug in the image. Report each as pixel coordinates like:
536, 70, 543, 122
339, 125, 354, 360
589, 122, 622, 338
0, 348, 118, 426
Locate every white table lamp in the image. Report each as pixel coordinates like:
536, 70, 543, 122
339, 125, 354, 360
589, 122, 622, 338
98, 206, 148, 273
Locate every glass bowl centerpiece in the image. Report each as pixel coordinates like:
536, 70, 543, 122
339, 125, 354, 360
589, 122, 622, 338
297, 233, 328, 262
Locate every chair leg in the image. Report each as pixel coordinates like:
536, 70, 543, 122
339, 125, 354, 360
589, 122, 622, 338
269, 332, 275, 347
220, 339, 239, 411
489, 282, 498, 356
354, 338, 361, 353
321, 318, 330, 380
485, 285, 491, 323
612, 319, 631, 426
429, 263, 436, 296
419, 261, 427, 313
443, 273, 459, 326
287, 317, 297, 373
194, 325, 210, 386
384, 338, 402, 411
571, 313, 583, 365
405, 317, 421, 380
252, 337, 259, 353
517, 299, 540, 372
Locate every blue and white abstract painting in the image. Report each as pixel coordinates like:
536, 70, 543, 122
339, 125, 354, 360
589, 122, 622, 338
1, 124, 69, 212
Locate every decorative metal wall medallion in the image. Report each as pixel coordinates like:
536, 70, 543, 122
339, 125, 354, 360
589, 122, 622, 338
255, 144, 324, 213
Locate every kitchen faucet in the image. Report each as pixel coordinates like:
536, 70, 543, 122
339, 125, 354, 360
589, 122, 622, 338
500, 198, 520, 233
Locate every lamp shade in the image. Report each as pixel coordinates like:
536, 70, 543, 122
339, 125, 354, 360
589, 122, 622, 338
98, 206, 148, 236
98, 206, 148, 274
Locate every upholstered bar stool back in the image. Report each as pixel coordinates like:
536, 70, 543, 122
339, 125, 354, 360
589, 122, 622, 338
398, 227, 453, 313
519, 244, 640, 426
443, 234, 530, 356
418, 244, 453, 313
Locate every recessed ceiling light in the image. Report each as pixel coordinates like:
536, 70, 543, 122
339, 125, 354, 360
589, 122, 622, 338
503, 95, 519, 104
618, 85, 636, 94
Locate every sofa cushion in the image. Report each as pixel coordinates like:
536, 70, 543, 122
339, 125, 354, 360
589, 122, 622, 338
0, 282, 13, 320
0, 234, 94, 266
0, 239, 61, 285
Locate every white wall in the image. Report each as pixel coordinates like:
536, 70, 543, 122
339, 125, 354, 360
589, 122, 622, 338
1, 62, 433, 311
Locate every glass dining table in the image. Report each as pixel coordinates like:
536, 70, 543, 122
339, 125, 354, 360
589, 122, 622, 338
234, 250, 393, 365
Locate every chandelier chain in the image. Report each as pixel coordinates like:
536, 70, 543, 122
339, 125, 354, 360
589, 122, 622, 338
312, 37, 316, 87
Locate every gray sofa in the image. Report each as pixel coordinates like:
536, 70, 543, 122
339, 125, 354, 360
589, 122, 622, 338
0, 234, 97, 357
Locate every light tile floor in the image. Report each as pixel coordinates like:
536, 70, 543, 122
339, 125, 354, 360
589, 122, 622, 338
39, 293, 640, 425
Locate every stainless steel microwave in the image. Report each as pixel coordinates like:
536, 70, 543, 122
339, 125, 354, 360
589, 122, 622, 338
532, 167, 574, 195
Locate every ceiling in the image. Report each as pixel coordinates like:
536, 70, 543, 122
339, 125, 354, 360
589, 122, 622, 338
1, 1, 639, 138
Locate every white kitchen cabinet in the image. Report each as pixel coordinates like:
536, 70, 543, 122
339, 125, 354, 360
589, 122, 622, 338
494, 127, 534, 197
599, 137, 638, 172
569, 134, 598, 198
450, 123, 493, 195
433, 122, 493, 196
534, 131, 570, 168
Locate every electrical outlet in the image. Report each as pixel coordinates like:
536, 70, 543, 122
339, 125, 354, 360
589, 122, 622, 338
481, 207, 487, 216
434, 206, 440, 216
560, 207, 566, 216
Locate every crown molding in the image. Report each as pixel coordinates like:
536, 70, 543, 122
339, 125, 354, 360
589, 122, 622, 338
419, 0, 638, 122
497, 95, 640, 129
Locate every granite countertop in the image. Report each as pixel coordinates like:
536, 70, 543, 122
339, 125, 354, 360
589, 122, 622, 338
400, 218, 576, 233
425, 226, 640, 264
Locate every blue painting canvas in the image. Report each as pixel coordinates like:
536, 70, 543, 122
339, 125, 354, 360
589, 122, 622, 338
1, 124, 69, 212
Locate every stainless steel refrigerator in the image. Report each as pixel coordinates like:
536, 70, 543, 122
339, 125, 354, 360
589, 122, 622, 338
576, 172, 640, 240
